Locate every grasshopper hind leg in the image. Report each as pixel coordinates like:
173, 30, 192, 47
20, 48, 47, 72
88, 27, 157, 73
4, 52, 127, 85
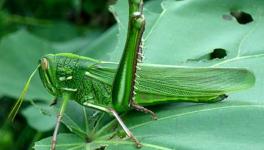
109, 108, 142, 148
131, 101, 157, 120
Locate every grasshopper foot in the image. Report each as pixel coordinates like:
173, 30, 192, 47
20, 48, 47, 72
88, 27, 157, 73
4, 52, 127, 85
130, 135, 142, 148
131, 101, 157, 120
108, 108, 142, 148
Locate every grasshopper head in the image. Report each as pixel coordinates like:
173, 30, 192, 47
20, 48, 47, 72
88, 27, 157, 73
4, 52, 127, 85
39, 53, 101, 99
39, 55, 58, 96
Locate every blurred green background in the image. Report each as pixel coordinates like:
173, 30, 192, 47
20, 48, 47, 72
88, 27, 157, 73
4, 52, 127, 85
0, 0, 115, 149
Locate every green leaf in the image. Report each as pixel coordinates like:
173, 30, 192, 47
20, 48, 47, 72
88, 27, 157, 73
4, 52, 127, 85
29, 22, 84, 42
34, 103, 264, 150
35, 133, 116, 150
52, 29, 102, 53
0, 29, 53, 101
78, 26, 119, 61
34, 133, 87, 150
21, 104, 56, 132
60, 101, 113, 139
121, 103, 264, 150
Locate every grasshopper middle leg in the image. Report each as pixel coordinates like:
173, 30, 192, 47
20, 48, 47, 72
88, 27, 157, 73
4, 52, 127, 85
83, 102, 142, 148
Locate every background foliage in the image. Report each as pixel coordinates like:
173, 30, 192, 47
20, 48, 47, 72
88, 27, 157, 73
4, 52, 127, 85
0, 0, 264, 150
0, 0, 115, 149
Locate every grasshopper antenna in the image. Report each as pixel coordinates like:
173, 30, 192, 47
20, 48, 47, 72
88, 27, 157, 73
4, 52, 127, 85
8, 64, 40, 121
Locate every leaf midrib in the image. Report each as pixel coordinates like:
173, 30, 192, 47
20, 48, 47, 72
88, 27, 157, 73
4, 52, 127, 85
130, 104, 264, 130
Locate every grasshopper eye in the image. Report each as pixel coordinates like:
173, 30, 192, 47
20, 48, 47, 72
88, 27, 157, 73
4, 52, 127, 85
41, 58, 49, 70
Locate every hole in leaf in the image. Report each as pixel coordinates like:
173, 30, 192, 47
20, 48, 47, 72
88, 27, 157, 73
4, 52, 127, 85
187, 48, 227, 62
230, 11, 253, 24
210, 48, 227, 60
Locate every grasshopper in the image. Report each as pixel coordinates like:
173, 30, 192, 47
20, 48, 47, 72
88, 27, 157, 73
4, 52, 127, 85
8, 0, 255, 149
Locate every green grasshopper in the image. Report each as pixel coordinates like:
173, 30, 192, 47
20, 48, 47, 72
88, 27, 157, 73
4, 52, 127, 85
8, 0, 255, 149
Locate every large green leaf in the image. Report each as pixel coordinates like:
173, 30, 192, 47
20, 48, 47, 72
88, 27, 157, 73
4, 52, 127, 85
34, 103, 264, 150
21, 103, 56, 132
78, 25, 119, 60
0, 29, 53, 101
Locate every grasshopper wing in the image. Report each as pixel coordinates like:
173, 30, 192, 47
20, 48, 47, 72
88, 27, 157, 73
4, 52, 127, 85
87, 63, 255, 105
135, 65, 255, 105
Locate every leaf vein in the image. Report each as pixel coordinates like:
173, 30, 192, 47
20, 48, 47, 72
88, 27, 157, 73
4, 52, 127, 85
130, 104, 264, 129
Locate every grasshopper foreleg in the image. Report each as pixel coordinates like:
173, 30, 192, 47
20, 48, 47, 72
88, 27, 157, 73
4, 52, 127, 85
51, 114, 62, 150
51, 94, 70, 150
